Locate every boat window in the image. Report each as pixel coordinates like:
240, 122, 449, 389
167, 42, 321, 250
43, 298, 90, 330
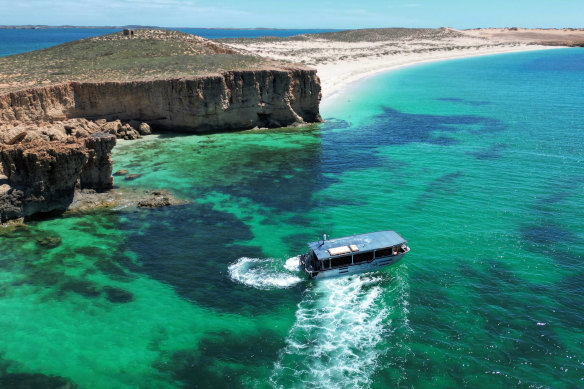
330, 255, 352, 268
375, 247, 394, 258
353, 251, 374, 263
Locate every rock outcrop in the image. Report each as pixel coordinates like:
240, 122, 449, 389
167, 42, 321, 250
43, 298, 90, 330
0, 133, 115, 222
79, 133, 116, 191
0, 118, 145, 144
0, 69, 322, 132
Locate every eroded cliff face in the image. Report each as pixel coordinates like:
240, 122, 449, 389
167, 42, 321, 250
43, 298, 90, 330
0, 69, 322, 131
0, 133, 115, 222
0, 67, 321, 222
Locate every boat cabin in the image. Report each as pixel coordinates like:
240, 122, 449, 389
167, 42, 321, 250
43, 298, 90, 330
303, 230, 408, 273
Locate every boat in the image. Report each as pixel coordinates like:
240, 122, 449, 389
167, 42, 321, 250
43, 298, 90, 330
299, 230, 410, 279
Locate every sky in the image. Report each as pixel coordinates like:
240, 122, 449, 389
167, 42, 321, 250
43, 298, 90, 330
2, 0, 583, 29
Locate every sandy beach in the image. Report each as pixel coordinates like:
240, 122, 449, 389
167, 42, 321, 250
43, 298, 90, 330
226, 28, 579, 100
315, 44, 557, 100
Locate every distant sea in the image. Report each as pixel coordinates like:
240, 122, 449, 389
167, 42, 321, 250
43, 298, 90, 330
1, 31, 583, 389
0, 28, 339, 57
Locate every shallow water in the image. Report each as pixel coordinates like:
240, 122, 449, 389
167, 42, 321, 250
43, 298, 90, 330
1, 48, 583, 388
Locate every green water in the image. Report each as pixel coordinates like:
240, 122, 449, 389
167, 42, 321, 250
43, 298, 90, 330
1, 48, 583, 388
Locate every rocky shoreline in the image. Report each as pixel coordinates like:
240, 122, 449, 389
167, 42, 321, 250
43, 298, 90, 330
0, 132, 116, 222
0, 31, 322, 223
69, 187, 189, 213
0, 117, 192, 223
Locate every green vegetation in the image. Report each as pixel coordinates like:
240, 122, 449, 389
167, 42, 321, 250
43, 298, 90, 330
0, 29, 278, 94
219, 27, 464, 44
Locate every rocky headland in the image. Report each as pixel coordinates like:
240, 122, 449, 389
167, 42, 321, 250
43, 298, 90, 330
0, 29, 322, 222
0, 133, 115, 222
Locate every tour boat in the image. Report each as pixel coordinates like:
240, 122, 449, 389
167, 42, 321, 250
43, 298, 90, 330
299, 230, 409, 279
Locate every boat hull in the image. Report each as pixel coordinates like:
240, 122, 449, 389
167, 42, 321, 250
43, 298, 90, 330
309, 253, 405, 280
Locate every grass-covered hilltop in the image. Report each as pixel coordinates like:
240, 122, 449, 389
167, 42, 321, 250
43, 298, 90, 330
0, 29, 288, 94
0, 28, 321, 129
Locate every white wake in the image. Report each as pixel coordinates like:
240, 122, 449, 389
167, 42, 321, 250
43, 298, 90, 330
270, 270, 411, 389
228, 256, 303, 290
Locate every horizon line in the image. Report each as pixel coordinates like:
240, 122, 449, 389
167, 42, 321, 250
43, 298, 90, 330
1, 25, 583, 30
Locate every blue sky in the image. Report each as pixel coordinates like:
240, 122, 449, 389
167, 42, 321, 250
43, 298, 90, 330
2, 0, 583, 29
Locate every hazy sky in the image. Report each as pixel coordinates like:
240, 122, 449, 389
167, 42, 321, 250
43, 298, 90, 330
2, 0, 583, 29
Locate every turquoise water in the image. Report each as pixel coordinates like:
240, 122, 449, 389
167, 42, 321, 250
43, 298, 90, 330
1, 48, 583, 388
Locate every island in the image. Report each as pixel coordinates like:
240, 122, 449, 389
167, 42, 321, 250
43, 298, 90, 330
0, 29, 322, 223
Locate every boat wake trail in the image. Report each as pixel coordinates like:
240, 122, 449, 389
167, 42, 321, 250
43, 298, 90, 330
228, 256, 303, 290
270, 271, 410, 389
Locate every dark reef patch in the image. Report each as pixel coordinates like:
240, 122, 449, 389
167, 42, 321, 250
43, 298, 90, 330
215, 141, 328, 214
412, 171, 463, 209
124, 203, 303, 315
555, 271, 584, 331
59, 279, 101, 298
366, 106, 505, 145
520, 223, 578, 246
93, 255, 136, 282
282, 232, 318, 255
0, 211, 139, 302
103, 286, 134, 303
155, 329, 286, 389
534, 176, 583, 209
0, 373, 77, 389
319, 108, 505, 180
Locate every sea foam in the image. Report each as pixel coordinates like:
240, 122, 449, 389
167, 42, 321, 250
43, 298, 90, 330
270, 273, 407, 388
228, 256, 303, 290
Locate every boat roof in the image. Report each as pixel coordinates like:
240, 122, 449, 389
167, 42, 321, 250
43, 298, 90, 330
307, 230, 406, 261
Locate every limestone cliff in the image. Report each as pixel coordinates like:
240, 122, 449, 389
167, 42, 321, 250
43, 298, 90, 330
0, 69, 322, 132
0, 133, 115, 222
0, 29, 322, 222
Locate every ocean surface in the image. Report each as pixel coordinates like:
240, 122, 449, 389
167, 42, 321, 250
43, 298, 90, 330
1, 48, 584, 388
0, 28, 339, 57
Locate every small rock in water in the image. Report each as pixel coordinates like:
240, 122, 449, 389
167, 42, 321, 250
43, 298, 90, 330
114, 169, 129, 176
138, 196, 172, 208
137, 189, 183, 208
124, 173, 142, 181
138, 122, 152, 135
36, 236, 62, 248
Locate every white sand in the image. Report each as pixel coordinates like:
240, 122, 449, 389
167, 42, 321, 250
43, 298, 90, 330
315, 44, 556, 100
228, 30, 564, 101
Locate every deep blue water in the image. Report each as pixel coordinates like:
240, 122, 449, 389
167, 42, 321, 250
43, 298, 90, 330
0, 28, 339, 57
